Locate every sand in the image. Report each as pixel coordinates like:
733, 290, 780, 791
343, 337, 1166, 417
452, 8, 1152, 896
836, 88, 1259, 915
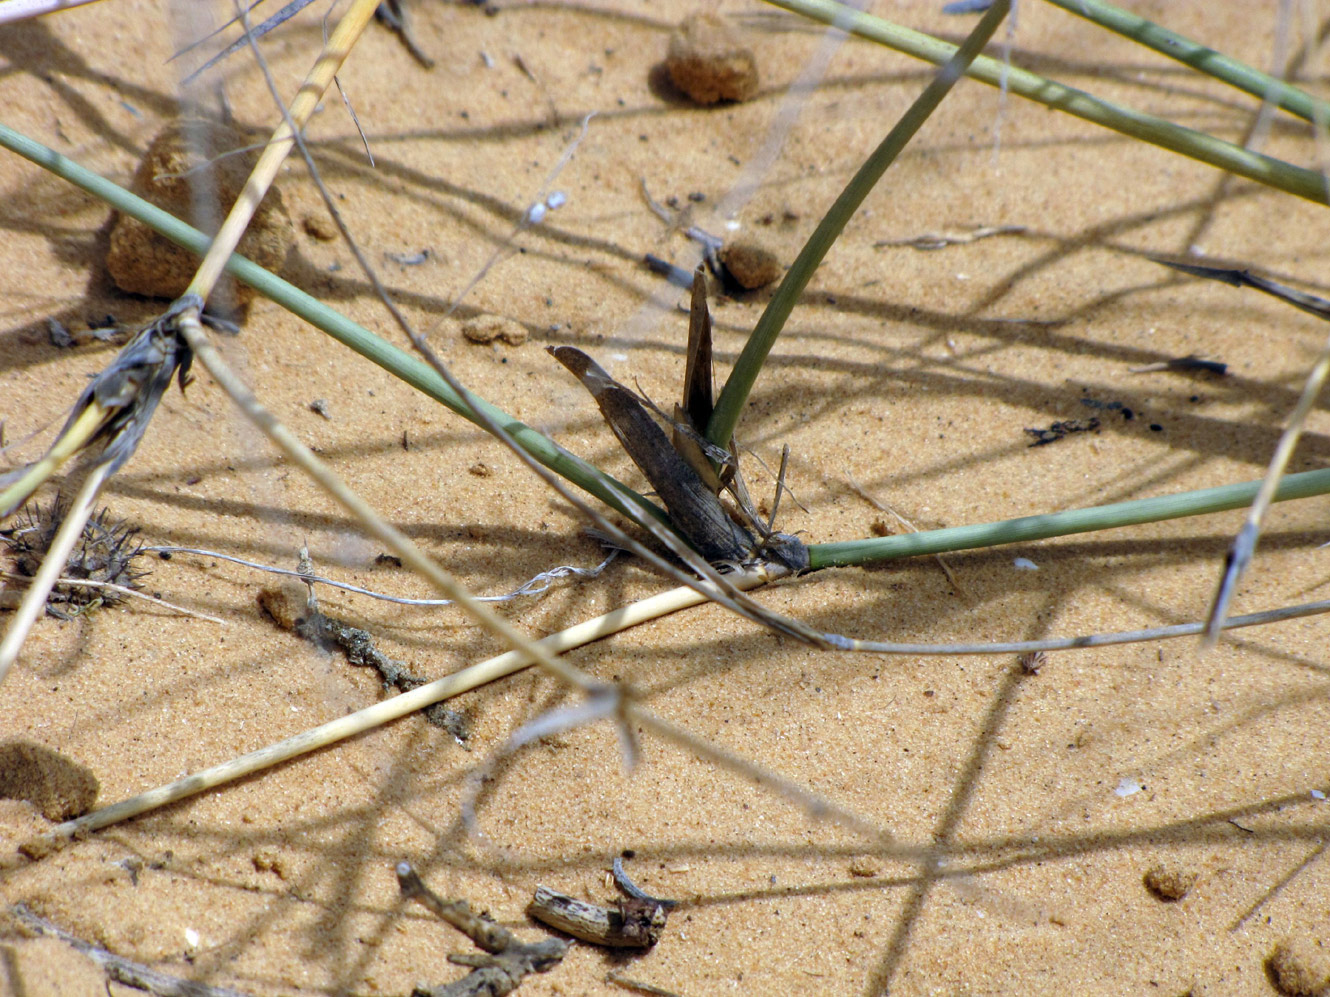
1, 2, 1329, 995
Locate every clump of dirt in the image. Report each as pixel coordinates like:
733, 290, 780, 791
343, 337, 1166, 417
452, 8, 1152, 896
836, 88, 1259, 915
106, 118, 293, 310
0, 740, 99, 821
665, 12, 759, 104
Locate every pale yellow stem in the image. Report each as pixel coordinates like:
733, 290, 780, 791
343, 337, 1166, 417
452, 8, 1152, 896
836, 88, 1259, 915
34, 576, 765, 848
184, 0, 380, 303
175, 313, 598, 694
0, 463, 109, 684
0, 403, 108, 519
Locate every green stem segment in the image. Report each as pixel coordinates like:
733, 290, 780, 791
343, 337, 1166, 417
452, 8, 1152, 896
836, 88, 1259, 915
764, 0, 1328, 204
808, 467, 1330, 569
1044, 0, 1329, 124
708, 0, 1011, 449
0, 121, 664, 529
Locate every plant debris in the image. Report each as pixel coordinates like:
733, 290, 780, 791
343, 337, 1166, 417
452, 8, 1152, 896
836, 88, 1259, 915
397, 862, 568, 997
547, 269, 808, 573
1017, 650, 1045, 675
257, 582, 470, 745
526, 855, 675, 950
1, 501, 148, 618
1024, 418, 1099, 447
375, 0, 435, 68
527, 888, 669, 949
873, 223, 1024, 250
1079, 398, 1134, 420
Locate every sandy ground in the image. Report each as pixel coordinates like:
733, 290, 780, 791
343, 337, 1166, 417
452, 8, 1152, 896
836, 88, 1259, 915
1, 1, 1330, 995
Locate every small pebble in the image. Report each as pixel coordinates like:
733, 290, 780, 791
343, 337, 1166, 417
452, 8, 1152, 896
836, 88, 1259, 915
1269, 939, 1330, 996
665, 12, 759, 104
302, 214, 338, 241
461, 314, 528, 346
1142, 864, 1195, 902
718, 240, 782, 289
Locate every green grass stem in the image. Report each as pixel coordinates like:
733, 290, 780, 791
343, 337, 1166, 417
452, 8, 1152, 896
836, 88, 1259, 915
708, 0, 1010, 448
808, 466, 1330, 569
7, 119, 1330, 578
1043, 0, 1329, 124
765, 0, 1329, 204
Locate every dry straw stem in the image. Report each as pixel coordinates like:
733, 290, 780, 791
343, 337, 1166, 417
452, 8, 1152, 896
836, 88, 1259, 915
0, 0, 99, 25
174, 313, 596, 696
0, 572, 225, 623
33, 572, 762, 848
32, 565, 1330, 855
182, 0, 380, 305
0, 464, 107, 683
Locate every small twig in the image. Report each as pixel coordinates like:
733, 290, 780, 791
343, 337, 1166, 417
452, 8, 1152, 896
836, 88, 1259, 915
527, 886, 668, 949
872, 223, 1025, 250
396, 862, 567, 997
612, 856, 677, 909
258, 581, 469, 742
375, 0, 435, 68
10, 903, 254, 997
1128, 354, 1228, 375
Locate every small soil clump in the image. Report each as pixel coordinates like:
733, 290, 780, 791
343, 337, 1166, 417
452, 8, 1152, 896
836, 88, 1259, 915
1142, 864, 1196, 902
718, 240, 782, 289
1268, 938, 1330, 996
462, 314, 528, 346
107, 119, 293, 310
665, 12, 759, 104
0, 740, 99, 820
